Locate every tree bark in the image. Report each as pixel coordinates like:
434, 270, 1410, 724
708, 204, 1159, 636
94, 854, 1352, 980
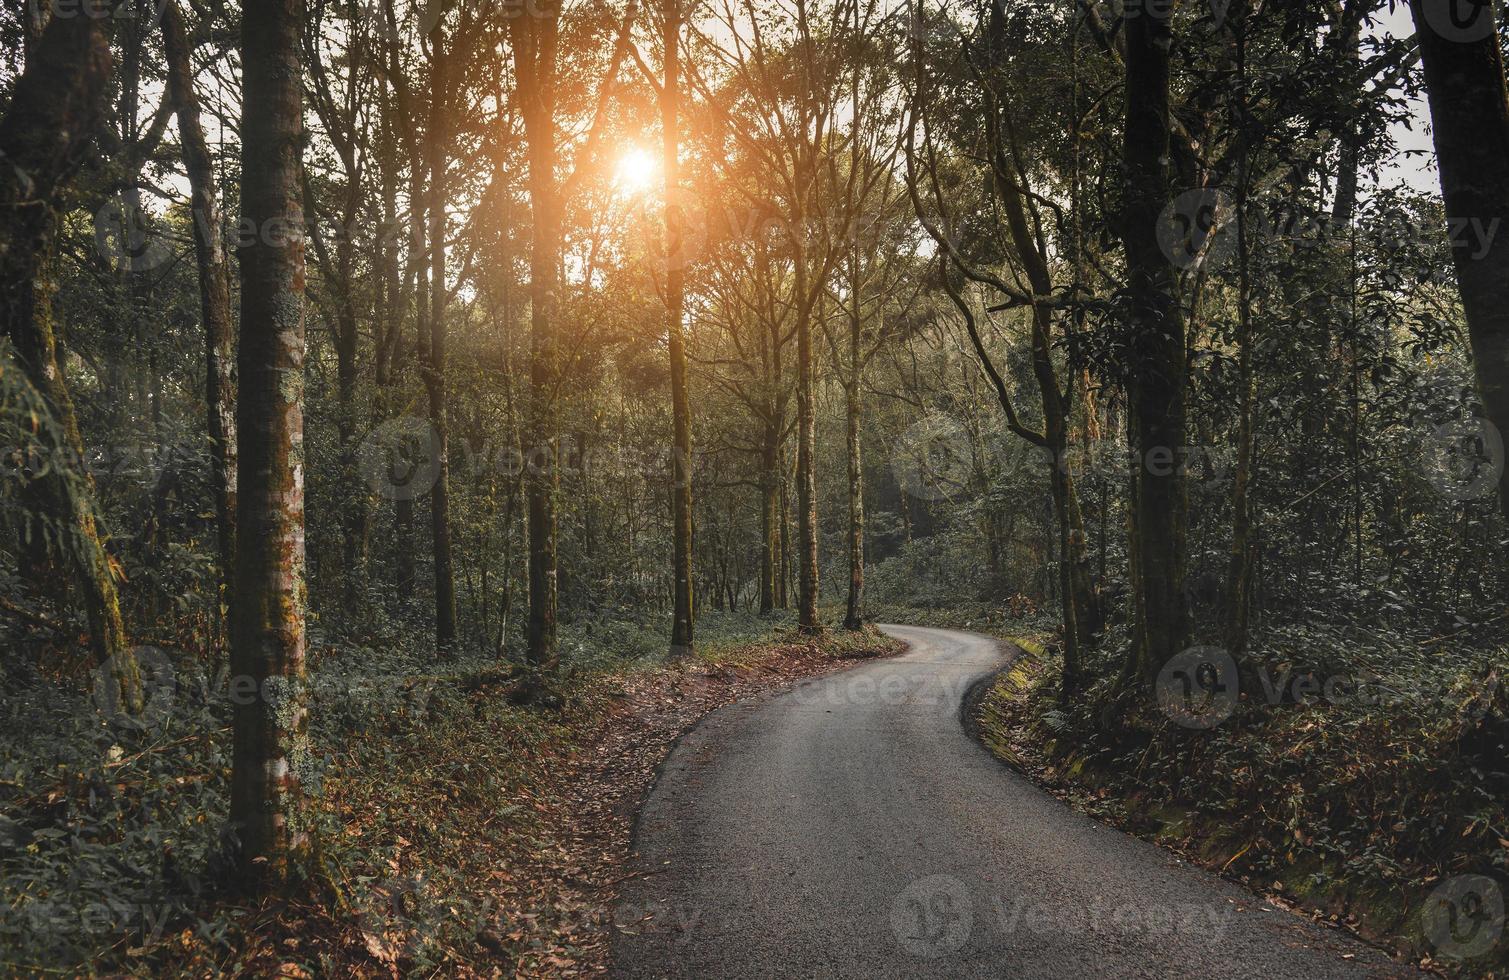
426, 27, 457, 648
163, 0, 237, 604
1120, 6, 1189, 688
1409, 0, 1509, 523
759, 419, 781, 615
229, 0, 310, 883
0, 11, 141, 710
663, 0, 694, 654
794, 259, 820, 631
513, 1, 563, 677
843, 378, 865, 630
1224, 20, 1256, 656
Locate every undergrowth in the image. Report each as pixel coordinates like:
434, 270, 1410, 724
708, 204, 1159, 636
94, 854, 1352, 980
0, 607, 880, 976
976, 623, 1509, 976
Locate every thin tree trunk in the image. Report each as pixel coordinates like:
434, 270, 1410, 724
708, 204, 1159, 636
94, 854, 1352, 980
1224, 19, 1257, 656
780, 449, 792, 608
163, 0, 237, 603
229, 0, 309, 883
398, 162, 426, 607
843, 379, 865, 630
426, 29, 457, 648
663, 0, 694, 654
0, 12, 141, 710
794, 258, 820, 631
760, 313, 784, 615
760, 423, 780, 615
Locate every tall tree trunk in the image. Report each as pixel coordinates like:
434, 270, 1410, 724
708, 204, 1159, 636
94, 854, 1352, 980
163, 0, 237, 604
759, 312, 784, 615
779, 449, 792, 608
760, 419, 781, 615
513, 3, 562, 678
663, 0, 694, 654
0, 12, 141, 711
1120, 6, 1189, 688
426, 29, 457, 648
843, 378, 865, 630
398, 159, 425, 607
229, 0, 309, 882
1224, 19, 1256, 656
372, 86, 405, 593
332, 248, 363, 606
1409, 0, 1509, 522
794, 259, 820, 631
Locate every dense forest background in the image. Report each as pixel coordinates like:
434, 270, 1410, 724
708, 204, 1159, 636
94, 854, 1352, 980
1, 0, 1507, 973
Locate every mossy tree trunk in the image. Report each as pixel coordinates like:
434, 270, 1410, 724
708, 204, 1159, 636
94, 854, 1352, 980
229, 0, 310, 885
0, 11, 141, 712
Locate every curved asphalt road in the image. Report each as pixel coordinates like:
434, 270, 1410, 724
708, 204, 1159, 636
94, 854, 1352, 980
610, 625, 1413, 978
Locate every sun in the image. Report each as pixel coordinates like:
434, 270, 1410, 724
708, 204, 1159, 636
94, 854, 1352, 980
614, 147, 658, 195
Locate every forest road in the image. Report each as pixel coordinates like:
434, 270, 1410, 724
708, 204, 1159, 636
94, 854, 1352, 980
609, 624, 1415, 978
